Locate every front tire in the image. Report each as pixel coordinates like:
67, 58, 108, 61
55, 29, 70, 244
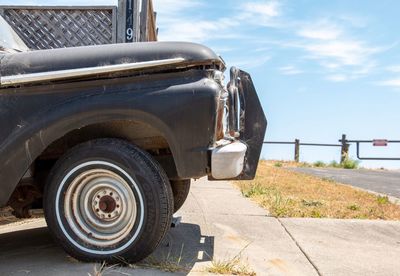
44, 139, 173, 263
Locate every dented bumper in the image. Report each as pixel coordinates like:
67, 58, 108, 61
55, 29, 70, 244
211, 141, 247, 179
210, 68, 267, 180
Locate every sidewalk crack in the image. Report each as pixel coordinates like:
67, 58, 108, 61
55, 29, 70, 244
277, 218, 322, 276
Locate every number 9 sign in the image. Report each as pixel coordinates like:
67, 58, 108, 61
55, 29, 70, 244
126, 28, 133, 41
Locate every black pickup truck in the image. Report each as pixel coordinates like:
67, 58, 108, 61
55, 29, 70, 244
0, 16, 267, 262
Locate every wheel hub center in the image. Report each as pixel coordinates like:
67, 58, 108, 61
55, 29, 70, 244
92, 188, 122, 221
99, 195, 116, 213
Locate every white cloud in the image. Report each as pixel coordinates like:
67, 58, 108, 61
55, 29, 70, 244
298, 28, 341, 40
155, 0, 284, 42
157, 17, 238, 42
325, 74, 348, 82
152, 0, 387, 82
298, 22, 342, 40
279, 66, 303, 75
352, 61, 376, 75
231, 55, 271, 69
303, 39, 379, 66
376, 78, 400, 87
242, 1, 280, 17
292, 18, 386, 81
319, 62, 341, 70
154, 0, 243, 42
336, 14, 368, 28
386, 65, 400, 73
321, 61, 376, 82
153, 0, 217, 41
238, 1, 282, 27
153, 0, 201, 15
248, 17, 383, 80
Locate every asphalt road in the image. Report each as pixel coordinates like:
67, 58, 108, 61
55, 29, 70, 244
291, 167, 400, 198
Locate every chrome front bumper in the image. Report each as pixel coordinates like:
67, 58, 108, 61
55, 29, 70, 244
211, 141, 247, 179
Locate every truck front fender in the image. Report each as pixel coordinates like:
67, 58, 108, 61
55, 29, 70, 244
0, 71, 220, 205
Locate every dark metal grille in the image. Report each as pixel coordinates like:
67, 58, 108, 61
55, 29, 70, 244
0, 6, 117, 50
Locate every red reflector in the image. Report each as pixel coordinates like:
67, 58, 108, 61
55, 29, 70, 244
373, 139, 388, 147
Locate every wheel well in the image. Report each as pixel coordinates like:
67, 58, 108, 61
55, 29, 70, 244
38, 119, 178, 172
9, 120, 180, 218
41, 120, 170, 156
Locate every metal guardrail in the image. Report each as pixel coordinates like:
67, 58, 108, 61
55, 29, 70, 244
264, 134, 400, 162
339, 139, 400, 161
264, 140, 343, 163
264, 141, 341, 147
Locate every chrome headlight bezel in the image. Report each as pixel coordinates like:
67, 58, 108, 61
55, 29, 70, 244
213, 70, 225, 86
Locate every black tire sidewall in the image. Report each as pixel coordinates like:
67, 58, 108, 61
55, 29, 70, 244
56, 161, 145, 256
44, 139, 172, 263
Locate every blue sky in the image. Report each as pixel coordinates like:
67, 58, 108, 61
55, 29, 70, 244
2, 0, 400, 168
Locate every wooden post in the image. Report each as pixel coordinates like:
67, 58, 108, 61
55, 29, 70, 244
294, 139, 300, 162
140, 0, 149, 42
117, 0, 140, 43
340, 134, 349, 164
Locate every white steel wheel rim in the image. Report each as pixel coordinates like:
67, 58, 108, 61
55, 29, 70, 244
55, 161, 145, 255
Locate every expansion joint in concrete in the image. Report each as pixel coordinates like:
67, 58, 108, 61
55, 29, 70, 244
277, 218, 322, 276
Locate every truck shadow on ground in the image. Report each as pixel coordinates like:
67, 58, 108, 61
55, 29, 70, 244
149, 222, 214, 273
0, 221, 214, 275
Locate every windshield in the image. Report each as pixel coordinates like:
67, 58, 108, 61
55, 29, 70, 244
0, 15, 29, 53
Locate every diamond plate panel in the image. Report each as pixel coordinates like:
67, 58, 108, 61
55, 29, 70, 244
0, 7, 116, 50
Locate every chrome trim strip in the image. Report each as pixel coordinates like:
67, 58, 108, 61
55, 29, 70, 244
0, 57, 186, 87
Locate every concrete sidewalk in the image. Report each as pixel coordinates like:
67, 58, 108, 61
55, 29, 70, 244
280, 218, 400, 276
0, 179, 399, 275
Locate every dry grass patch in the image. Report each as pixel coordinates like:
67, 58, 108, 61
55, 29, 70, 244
235, 161, 400, 220
206, 256, 255, 276
139, 255, 190, 273
90, 262, 120, 276
206, 244, 256, 276
111, 244, 190, 274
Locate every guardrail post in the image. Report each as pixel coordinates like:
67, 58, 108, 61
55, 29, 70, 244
340, 134, 349, 164
294, 139, 300, 162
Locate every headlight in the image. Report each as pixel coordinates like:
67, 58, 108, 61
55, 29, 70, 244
213, 70, 225, 86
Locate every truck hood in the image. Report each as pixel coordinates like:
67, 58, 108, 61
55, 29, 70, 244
0, 42, 224, 86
